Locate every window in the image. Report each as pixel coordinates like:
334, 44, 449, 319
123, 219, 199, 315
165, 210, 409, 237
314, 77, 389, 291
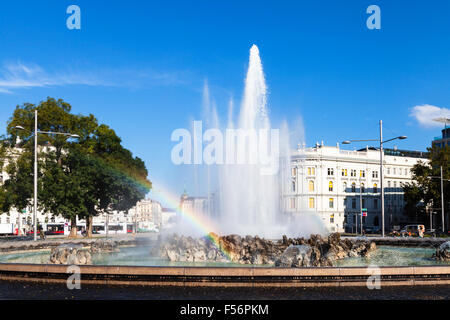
393, 181, 397, 188
352, 198, 356, 209
361, 183, 365, 193
290, 198, 296, 210
330, 214, 334, 223
387, 167, 391, 174
388, 181, 391, 188
307, 167, 315, 176
362, 199, 366, 209
372, 171, 378, 178
309, 197, 315, 209
291, 167, 297, 177
308, 180, 315, 192
329, 198, 334, 208
343, 182, 347, 192
327, 168, 334, 176
393, 168, 397, 175
329, 181, 333, 192
373, 183, 378, 193
351, 182, 356, 193
291, 181, 296, 192
405, 168, 408, 175
342, 169, 347, 177
360, 170, 365, 178
351, 169, 356, 177
374, 199, 378, 209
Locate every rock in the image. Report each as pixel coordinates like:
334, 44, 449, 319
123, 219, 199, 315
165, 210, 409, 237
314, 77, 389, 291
155, 232, 377, 268
90, 239, 119, 253
282, 235, 288, 245
166, 249, 178, 261
193, 250, 206, 261
433, 241, 450, 261
275, 245, 312, 267
49, 244, 91, 265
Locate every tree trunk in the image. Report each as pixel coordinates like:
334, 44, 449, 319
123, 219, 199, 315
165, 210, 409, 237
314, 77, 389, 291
69, 216, 78, 238
86, 216, 93, 238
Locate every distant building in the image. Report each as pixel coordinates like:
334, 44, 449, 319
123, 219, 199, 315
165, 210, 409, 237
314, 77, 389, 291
284, 143, 429, 233
0, 145, 157, 234
432, 124, 450, 149
128, 198, 162, 231
179, 191, 214, 219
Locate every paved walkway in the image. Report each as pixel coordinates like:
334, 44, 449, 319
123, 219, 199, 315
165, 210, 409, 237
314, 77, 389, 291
0, 279, 448, 300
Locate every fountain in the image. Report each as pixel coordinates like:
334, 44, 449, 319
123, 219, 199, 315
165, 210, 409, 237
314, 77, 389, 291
176, 44, 327, 239
0, 46, 448, 290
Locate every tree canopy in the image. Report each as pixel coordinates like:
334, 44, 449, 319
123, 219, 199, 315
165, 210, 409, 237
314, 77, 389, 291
403, 145, 450, 231
0, 97, 151, 237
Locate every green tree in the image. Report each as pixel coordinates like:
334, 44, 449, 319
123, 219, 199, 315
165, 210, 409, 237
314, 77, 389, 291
0, 97, 151, 237
403, 145, 450, 231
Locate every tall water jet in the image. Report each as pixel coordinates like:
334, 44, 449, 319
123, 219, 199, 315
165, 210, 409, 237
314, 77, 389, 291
218, 44, 280, 238
174, 44, 327, 239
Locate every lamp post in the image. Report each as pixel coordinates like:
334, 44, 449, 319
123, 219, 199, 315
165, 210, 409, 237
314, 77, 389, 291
342, 120, 407, 237
428, 166, 449, 233
14, 110, 79, 241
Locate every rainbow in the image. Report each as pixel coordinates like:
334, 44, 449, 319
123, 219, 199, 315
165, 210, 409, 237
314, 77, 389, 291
94, 155, 233, 261
149, 182, 233, 261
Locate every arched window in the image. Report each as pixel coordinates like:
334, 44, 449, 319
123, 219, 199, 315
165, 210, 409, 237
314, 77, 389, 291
329, 181, 333, 192
373, 183, 378, 193
351, 182, 356, 193
309, 180, 315, 192
309, 197, 315, 209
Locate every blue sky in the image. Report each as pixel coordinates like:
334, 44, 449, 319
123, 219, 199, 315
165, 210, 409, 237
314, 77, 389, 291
0, 0, 449, 198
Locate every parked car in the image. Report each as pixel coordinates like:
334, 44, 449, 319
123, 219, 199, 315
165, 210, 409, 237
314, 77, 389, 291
400, 224, 425, 237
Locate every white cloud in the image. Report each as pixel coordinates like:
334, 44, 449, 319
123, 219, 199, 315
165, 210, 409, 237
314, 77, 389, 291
0, 61, 188, 94
410, 104, 450, 128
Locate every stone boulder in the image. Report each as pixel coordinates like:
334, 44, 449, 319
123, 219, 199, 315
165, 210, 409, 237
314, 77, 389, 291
157, 232, 377, 267
49, 244, 92, 265
433, 241, 450, 261
90, 239, 119, 253
275, 245, 312, 267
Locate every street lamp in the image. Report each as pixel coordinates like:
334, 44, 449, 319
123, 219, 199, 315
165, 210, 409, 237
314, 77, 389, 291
427, 166, 449, 233
13, 110, 79, 241
342, 120, 407, 237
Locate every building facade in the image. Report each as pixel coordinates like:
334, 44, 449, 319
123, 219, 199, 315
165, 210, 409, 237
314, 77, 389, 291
179, 192, 214, 219
128, 198, 162, 231
284, 144, 429, 233
0, 146, 159, 234
432, 125, 450, 149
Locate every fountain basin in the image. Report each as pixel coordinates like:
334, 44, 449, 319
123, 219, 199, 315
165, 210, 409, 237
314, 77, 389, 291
0, 245, 448, 267
0, 262, 449, 287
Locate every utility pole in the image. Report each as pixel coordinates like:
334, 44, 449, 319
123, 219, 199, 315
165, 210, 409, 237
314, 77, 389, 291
342, 120, 407, 237
14, 110, 79, 241
33, 109, 38, 241
380, 120, 385, 237
360, 178, 363, 235
441, 166, 445, 233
